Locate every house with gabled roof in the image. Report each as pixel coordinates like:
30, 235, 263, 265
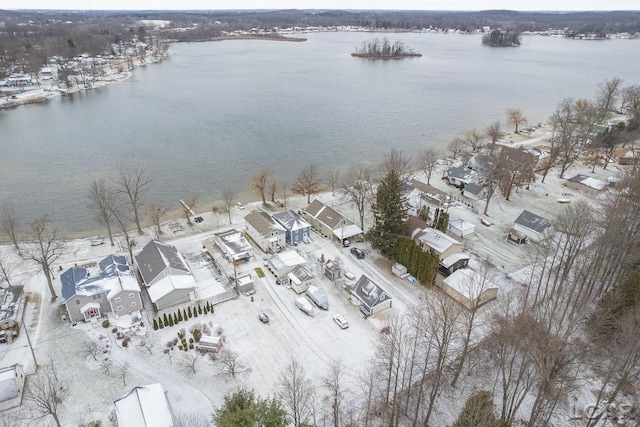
135, 241, 191, 287
350, 275, 393, 316
244, 210, 286, 253
512, 210, 552, 242
272, 210, 311, 245
265, 250, 307, 279
0, 286, 24, 344
0, 363, 25, 412
301, 199, 362, 245
413, 227, 463, 261
440, 268, 498, 309
565, 174, 607, 194
446, 165, 478, 188
286, 264, 314, 294
214, 229, 253, 263
114, 383, 174, 427
62, 254, 143, 323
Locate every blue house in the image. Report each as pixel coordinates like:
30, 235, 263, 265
272, 210, 312, 245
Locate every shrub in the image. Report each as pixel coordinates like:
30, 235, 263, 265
153, 319, 158, 331
178, 310, 183, 321
122, 337, 130, 348
188, 307, 193, 318
102, 319, 110, 328
192, 329, 202, 343
216, 327, 224, 336
112, 327, 118, 333
168, 315, 174, 327
163, 313, 169, 326
173, 313, 179, 325
198, 304, 203, 315
183, 309, 188, 321
189, 337, 194, 344
189, 343, 194, 349
178, 345, 183, 351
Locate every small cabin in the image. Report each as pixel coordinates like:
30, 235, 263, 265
197, 335, 223, 352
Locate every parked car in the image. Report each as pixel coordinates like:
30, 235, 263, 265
350, 247, 365, 259
258, 313, 269, 323
333, 314, 349, 329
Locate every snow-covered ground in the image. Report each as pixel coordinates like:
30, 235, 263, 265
0, 125, 634, 426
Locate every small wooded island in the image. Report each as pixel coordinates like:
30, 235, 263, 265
482, 29, 521, 47
352, 37, 422, 59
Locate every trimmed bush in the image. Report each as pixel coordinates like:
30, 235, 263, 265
168, 315, 174, 327
163, 313, 169, 326
178, 310, 183, 321
198, 304, 203, 315
183, 309, 188, 321
122, 337, 130, 348
188, 307, 193, 318
189, 343, 194, 350
173, 313, 179, 324
189, 337, 194, 344
153, 319, 158, 331
102, 319, 110, 328
193, 329, 202, 342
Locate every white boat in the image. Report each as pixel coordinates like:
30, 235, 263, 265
295, 297, 315, 317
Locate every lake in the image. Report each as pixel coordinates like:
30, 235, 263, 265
1, 32, 638, 236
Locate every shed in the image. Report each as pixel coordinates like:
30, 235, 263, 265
439, 253, 471, 276
114, 383, 174, 427
512, 210, 551, 242
324, 259, 341, 281
448, 218, 476, 238
440, 268, 498, 309
197, 335, 223, 352
287, 265, 315, 294
235, 273, 254, 294
392, 263, 408, 277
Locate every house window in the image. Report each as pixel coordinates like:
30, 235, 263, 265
164, 269, 172, 276
92, 294, 102, 300
128, 293, 135, 299
75, 299, 81, 305
117, 306, 123, 311
131, 302, 136, 307
115, 297, 121, 303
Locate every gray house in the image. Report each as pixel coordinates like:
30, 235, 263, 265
135, 241, 191, 287
272, 210, 312, 245
350, 275, 393, 316
512, 210, 552, 242
62, 255, 142, 323
135, 241, 196, 310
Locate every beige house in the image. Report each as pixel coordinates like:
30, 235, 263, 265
413, 227, 463, 261
244, 210, 286, 253
440, 268, 498, 309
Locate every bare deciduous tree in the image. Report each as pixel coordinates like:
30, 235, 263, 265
550, 98, 582, 178
269, 175, 279, 203
115, 167, 153, 234
447, 137, 465, 160
340, 165, 376, 233
24, 364, 69, 427
485, 121, 504, 155
0, 248, 20, 288
180, 351, 200, 375
140, 332, 159, 355
174, 412, 214, 427
597, 76, 623, 113
417, 148, 441, 185
83, 339, 101, 362
291, 164, 323, 204
221, 187, 235, 225
182, 195, 198, 225
146, 201, 169, 240
382, 148, 411, 176
87, 178, 118, 246
321, 359, 349, 427
119, 361, 130, 386
506, 108, 527, 133
249, 169, 272, 205
0, 204, 22, 255
325, 167, 341, 196
22, 216, 66, 301
464, 128, 484, 152
217, 348, 246, 379
278, 359, 316, 427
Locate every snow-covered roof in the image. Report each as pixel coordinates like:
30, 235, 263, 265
0, 364, 20, 403
214, 229, 253, 260
289, 264, 314, 283
443, 268, 498, 300
463, 182, 484, 197
332, 224, 363, 240
244, 210, 285, 236
147, 275, 197, 303
114, 383, 174, 427
351, 275, 392, 311
447, 165, 477, 183
272, 210, 311, 232
567, 174, 606, 190
135, 241, 191, 285
440, 253, 471, 269
0, 286, 23, 327
448, 218, 475, 233
304, 199, 345, 229
268, 250, 307, 272
514, 210, 551, 234
61, 255, 141, 302
415, 228, 462, 254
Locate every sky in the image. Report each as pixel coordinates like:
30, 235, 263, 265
7, 1, 640, 11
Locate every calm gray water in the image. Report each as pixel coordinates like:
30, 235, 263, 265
1, 32, 639, 236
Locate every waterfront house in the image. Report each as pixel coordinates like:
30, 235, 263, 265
446, 165, 477, 188
114, 383, 174, 427
62, 255, 143, 323
301, 199, 362, 245
244, 210, 286, 253
512, 210, 552, 242
135, 241, 191, 287
272, 210, 312, 245
350, 275, 393, 316
214, 229, 253, 264
0, 286, 24, 344
0, 364, 25, 412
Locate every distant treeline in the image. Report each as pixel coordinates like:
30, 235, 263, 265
352, 38, 421, 58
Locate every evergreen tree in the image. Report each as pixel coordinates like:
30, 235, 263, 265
159, 317, 164, 329
198, 304, 203, 315
178, 310, 183, 321
453, 391, 507, 427
173, 313, 179, 324
188, 306, 193, 318
153, 318, 158, 331
368, 169, 408, 254
194, 306, 199, 317
214, 389, 287, 427
168, 314, 174, 326
183, 308, 188, 320
163, 313, 168, 326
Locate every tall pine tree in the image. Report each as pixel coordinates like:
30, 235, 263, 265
368, 170, 408, 254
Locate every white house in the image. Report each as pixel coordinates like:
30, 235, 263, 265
244, 210, 286, 253
266, 250, 307, 278
0, 364, 25, 412
413, 227, 463, 261
512, 210, 552, 242
114, 383, 174, 427
440, 268, 498, 309
287, 264, 315, 294
214, 229, 253, 263
448, 218, 476, 238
